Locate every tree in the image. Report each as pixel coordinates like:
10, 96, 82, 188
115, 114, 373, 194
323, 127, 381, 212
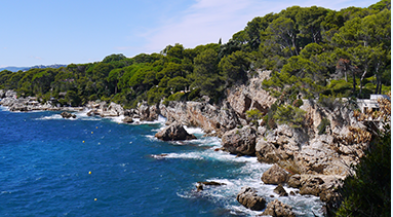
218, 50, 250, 86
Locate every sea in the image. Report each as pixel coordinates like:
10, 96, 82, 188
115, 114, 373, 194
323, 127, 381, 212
0, 107, 324, 216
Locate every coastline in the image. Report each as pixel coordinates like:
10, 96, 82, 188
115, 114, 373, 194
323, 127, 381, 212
0, 83, 382, 216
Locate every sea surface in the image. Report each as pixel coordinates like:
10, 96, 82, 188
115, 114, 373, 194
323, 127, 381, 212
0, 107, 324, 216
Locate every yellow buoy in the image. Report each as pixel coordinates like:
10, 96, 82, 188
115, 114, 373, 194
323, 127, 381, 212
83, 141, 85, 143
94, 198, 97, 201
91, 131, 94, 134
96, 126, 98, 129
89, 171, 92, 175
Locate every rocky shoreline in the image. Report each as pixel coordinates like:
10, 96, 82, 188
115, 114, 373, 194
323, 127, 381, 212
0, 70, 380, 216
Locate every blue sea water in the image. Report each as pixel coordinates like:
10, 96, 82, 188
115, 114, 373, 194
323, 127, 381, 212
0, 108, 324, 217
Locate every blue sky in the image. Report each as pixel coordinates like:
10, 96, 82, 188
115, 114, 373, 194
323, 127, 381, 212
0, 0, 377, 67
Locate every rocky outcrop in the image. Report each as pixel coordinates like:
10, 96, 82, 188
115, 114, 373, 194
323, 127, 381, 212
262, 199, 295, 217
261, 164, 288, 185
287, 174, 343, 211
227, 70, 275, 120
60, 112, 76, 119
221, 126, 257, 156
274, 184, 288, 197
236, 187, 266, 211
139, 102, 159, 121
155, 122, 197, 141
122, 116, 134, 123
160, 101, 240, 137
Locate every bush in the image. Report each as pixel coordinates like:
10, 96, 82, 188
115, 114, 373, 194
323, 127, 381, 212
273, 105, 306, 128
292, 98, 303, 107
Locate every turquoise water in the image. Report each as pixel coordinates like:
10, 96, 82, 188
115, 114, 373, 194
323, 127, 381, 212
0, 108, 323, 216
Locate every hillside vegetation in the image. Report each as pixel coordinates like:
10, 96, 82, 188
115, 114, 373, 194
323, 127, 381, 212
0, 0, 390, 109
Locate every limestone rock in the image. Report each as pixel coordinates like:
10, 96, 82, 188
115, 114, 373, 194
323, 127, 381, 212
262, 164, 288, 185
262, 199, 295, 217
160, 101, 240, 137
274, 184, 288, 196
236, 186, 266, 211
221, 126, 257, 156
155, 122, 196, 141
139, 102, 159, 121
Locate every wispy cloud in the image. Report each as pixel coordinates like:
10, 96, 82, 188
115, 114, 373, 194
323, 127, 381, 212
30, 56, 43, 60
140, 0, 376, 53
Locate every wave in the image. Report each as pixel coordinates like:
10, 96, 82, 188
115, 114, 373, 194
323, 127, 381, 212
152, 140, 324, 216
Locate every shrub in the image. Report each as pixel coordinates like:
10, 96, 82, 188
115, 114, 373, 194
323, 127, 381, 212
273, 105, 306, 128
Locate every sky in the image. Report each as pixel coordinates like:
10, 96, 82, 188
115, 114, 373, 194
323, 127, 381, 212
0, 0, 378, 67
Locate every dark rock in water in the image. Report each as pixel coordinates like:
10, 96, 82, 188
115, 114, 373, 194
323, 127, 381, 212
197, 181, 226, 186
289, 191, 296, 196
196, 183, 203, 192
236, 186, 266, 211
155, 122, 197, 141
274, 184, 288, 196
262, 199, 295, 217
221, 126, 257, 156
60, 111, 76, 119
122, 116, 134, 123
261, 164, 288, 185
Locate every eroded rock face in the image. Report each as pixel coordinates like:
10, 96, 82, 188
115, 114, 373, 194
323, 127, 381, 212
139, 102, 159, 121
60, 111, 76, 119
262, 199, 295, 217
155, 122, 197, 141
221, 126, 257, 156
261, 164, 288, 185
236, 186, 266, 211
227, 70, 275, 120
160, 101, 240, 137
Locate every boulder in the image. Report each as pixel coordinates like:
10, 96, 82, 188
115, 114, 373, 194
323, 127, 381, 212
262, 164, 288, 185
60, 111, 76, 119
122, 116, 134, 124
197, 181, 226, 186
274, 184, 288, 196
155, 122, 197, 141
221, 126, 257, 156
0, 89, 4, 98
236, 186, 266, 211
262, 199, 295, 217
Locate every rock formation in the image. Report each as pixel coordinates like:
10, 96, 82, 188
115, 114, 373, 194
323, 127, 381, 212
262, 199, 295, 217
155, 122, 197, 141
160, 101, 240, 137
236, 186, 266, 211
221, 126, 257, 156
261, 164, 288, 185
60, 112, 76, 119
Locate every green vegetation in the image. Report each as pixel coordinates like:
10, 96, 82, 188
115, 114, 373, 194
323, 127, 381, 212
336, 125, 391, 216
0, 0, 389, 111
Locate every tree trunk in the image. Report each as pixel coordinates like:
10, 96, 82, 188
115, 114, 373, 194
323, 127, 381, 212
359, 69, 368, 98
352, 71, 357, 97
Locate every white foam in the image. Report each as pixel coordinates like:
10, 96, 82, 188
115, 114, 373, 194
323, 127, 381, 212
158, 140, 325, 216
184, 126, 205, 135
